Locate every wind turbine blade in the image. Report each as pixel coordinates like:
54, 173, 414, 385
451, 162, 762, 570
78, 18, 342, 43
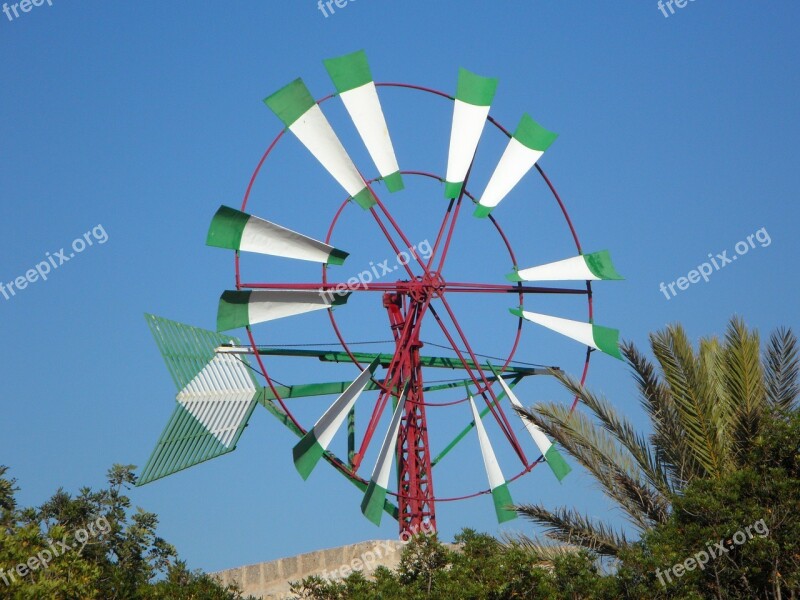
510, 308, 622, 360
207, 206, 348, 265
217, 290, 350, 332
264, 78, 375, 209
293, 358, 381, 480
324, 50, 403, 193
444, 68, 498, 198
468, 393, 517, 523
493, 373, 571, 481
474, 114, 557, 217
508, 250, 622, 282
361, 383, 409, 525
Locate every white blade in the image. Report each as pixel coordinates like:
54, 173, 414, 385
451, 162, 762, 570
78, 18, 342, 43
207, 206, 348, 265
324, 50, 403, 192
264, 79, 375, 209
474, 114, 557, 217
444, 68, 498, 198
217, 290, 350, 331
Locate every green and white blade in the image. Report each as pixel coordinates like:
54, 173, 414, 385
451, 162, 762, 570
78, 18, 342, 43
474, 114, 557, 217
361, 383, 408, 525
468, 393, 517, 523
507, 250, 622, 282
293, 358, 381, 480
324, 50, 403, 193
510, 308, 622, 360
207, 205, 348, 265
217, 289, 351, 332
493, 374, 571, 481
445, 68, 498, 198
264, 78, 375, 209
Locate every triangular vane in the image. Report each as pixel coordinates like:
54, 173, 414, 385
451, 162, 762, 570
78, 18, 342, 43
217, 289, 350, 332
207, 205, 348, 265
510, 308, 622, 360
293, 358, 381, 480
264, 78, 375, 209
467, 389, 517, 523
324, 50, 403, 193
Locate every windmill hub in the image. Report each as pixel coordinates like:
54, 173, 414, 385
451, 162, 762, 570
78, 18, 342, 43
401, 271, 446, 303
390, 271, 446, 304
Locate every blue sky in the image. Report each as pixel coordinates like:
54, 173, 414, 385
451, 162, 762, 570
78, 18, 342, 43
1, 0, 798, 574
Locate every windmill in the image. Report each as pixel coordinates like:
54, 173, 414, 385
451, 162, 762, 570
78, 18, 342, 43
137, 50, 623, 536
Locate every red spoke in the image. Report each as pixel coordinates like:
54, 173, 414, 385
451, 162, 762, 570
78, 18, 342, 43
442, 282, 588, 294
240, 282, 403, 292
426, 302, 527, 465
435, 295, 528, 464
371, 193, 434, 277
435, 196, 463, 273
354, 300, 431, 470
425, 197, 456, 270
367, 204, 417, 280
435, 159, 475, 274
239, 281, 588, 295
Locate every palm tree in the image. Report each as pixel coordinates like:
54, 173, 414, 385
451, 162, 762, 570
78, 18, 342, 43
512, 317, 798, 558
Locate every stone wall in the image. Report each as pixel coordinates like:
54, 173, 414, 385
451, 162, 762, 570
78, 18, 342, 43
213, 540, 406, 600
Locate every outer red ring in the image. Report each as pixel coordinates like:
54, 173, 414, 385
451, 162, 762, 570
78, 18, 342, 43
235, 81, 594, 503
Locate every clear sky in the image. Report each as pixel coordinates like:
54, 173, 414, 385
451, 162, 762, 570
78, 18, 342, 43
1, 0, 798, 574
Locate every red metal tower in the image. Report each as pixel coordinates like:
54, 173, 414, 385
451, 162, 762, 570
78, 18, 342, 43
382, 281, 441, 535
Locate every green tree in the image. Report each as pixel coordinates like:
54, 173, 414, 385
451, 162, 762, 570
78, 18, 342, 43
613, 405, 800, 599
290, 530, 621, 600
0, 464, 254, 599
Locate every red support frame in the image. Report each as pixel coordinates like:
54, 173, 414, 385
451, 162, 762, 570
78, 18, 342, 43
383, 292, 436, 533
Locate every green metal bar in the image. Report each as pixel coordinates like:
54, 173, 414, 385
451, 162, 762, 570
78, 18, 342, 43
232, 347, 550, 376
347, 408, 356, 468
254, 389, 398, 520
258, 376, 511, 400
430, 375, 523, 467
422, 378, 500, 393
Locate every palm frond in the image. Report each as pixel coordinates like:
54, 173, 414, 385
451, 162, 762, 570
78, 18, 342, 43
513, 503, 629, 558
549, 367, 674, 499
651, 325, 725, 478
622, 341, 699, 486
500, 532, 581, 564
764, 326, 799, 411
698, 336, 737, 464
610, 466, 670, 524
520, 404, 663, 530
518, 403, 634, 480
721, 317, 766, 463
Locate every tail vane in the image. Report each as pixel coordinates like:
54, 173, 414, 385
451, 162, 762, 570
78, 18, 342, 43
138, 315, 260, 486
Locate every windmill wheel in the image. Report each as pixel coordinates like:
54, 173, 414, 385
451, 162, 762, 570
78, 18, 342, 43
138, 50, 623, 537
